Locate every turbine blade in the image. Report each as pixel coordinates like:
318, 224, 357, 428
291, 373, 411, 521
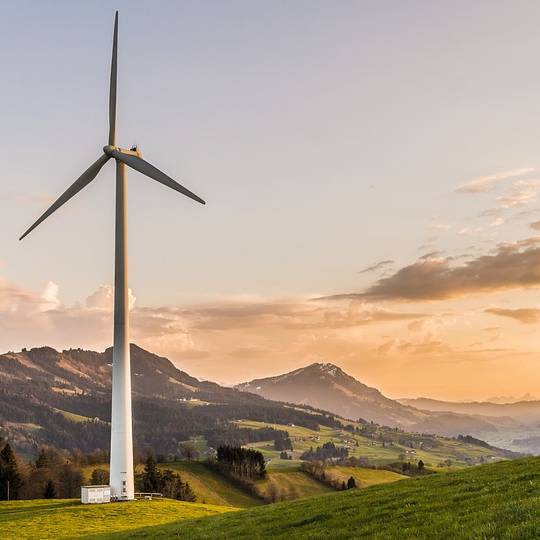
111, 150, 206, 205
108, 11, 118, 146
19, 154, 110, 241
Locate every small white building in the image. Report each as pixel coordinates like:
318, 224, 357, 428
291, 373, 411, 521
81, 485, 111, 504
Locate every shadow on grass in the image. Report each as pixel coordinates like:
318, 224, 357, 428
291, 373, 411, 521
0, 500, 79, 518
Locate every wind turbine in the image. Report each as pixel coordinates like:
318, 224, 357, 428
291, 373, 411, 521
19, 11, 205, 501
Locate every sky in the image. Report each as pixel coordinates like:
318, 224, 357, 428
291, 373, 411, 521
2, 1, 540, 400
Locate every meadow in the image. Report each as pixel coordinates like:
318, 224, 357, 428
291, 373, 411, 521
5, 457, 540, 539
0, 498, 235, 540
236, 419, 505, 468
91, 457, 540, 539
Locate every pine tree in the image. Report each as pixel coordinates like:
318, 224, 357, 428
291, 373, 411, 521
142, 454, 163, 492
0, 443, 23, 500
179, 481, 196, 502
35, 448, 48, 469
43, 479, 56, 499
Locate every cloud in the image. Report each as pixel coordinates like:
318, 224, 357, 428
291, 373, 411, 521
86, 284, 136, 311
455, 168, 534, 194
323, 237, 540, 302
485, 308, 540, 324
0, 278, 425, 370
358, 260, 394, 274
418, 251, 445, 261
496, 179, 540, 209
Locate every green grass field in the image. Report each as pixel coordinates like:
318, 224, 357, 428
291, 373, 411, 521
326, 466, 406, 488
5, 458, 540, 539
235, 419, 505, 468
0, 498, 235, 540
164, 461, 262, 507
254, 471, 334, 501
80, 457, 540, 539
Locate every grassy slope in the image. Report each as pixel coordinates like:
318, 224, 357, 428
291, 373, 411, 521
165, 461, 262, 507
90, 457, 540, 540
0, 499, 235, 540
255, 470, 334, 500
80, 460, 261, 508
255, 462, 403, 500
236, 419, 505, 467
326, 466, 406, 488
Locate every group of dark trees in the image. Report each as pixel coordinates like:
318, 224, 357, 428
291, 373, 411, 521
456, 435, 491, 449
274, 436, 293, 452
0, 440, 196, 501
300, 461, 358, 491
300, 442, 348, 461
215, 445, 266, 480
387, 459, 429, 476
0, 443, 91, 500
136, 455, 195, 501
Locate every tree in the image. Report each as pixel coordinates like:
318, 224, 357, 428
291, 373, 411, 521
178, 481, 196, 502
347, 476, 356, 489
141, 454, 162, 492
90, 468, 109, 485
216, 446, 266, 480
274, 437, 293, 452
43, 480, 56, 499
160, 469, 196, 501
0, 443, 23, 500
180, 442, 198, 461
418, 460, 425, 472
35, 449, 49, 469
57, 463, 83, 498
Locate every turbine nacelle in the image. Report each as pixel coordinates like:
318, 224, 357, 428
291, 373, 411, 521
103, 145, 143, 158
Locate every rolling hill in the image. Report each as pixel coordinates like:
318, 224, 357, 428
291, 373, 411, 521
399, 397, 540, 453
0, 345, 340, 455
4, 457, 540, 539
237, 362, 508, 437
0, 345, 517, 464
399, 396, 540, 424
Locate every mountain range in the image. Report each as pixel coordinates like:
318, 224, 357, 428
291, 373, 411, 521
1, 345, 535, 455
0, 345, 339, 455
236, 362, 536, 446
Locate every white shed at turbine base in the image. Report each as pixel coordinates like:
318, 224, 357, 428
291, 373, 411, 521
81, 485, 111, 504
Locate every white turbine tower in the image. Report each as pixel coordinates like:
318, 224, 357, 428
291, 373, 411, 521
19, 11, 205, 501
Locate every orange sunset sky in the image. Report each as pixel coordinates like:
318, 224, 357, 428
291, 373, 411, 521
2, 2, 540, 400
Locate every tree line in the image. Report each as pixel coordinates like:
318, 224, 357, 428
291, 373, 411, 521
215, 445, 266, 480
0, 440, 195, 502
300, 442, 348, 461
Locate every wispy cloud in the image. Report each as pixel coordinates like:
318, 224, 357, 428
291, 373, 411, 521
358, 260, 394, 274
455, 168, 534, 194
496, 179, 540, 209
485, 308, 540, 324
